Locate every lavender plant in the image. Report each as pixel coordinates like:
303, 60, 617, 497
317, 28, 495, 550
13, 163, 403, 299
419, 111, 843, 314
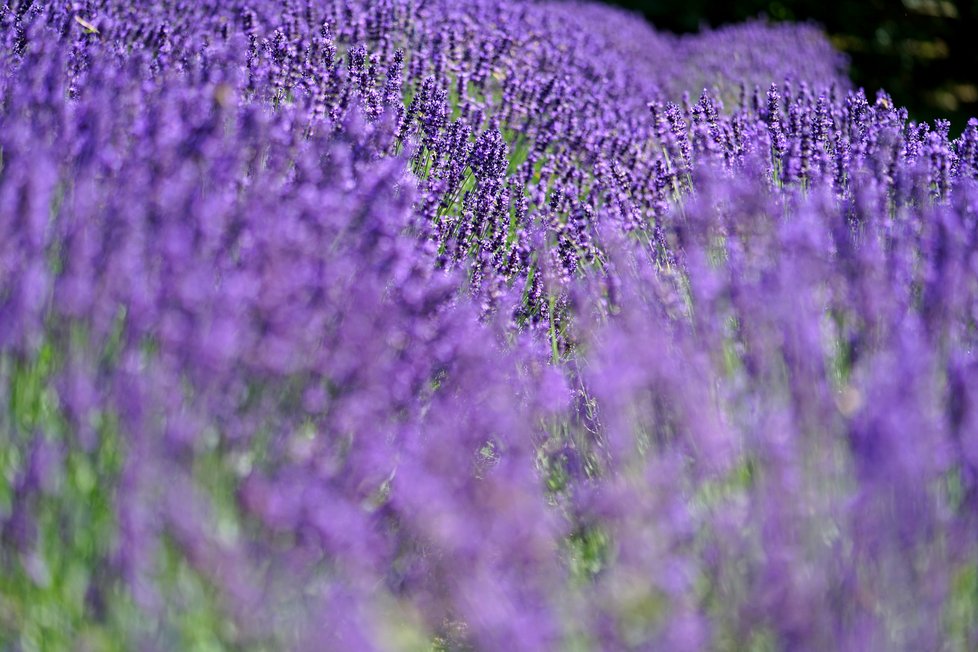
1, 0, 976, 650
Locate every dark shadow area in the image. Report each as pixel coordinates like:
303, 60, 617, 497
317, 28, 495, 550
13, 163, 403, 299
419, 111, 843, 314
606, 0, 978, 133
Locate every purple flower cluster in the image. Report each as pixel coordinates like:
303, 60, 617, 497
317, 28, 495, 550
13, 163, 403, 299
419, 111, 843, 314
1, 0, 977, 650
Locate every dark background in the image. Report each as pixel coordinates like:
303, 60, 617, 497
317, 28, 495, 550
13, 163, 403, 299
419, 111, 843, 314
605, 0, 978, 134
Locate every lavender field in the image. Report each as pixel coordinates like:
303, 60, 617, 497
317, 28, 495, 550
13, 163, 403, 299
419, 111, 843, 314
2, 1, 978, 650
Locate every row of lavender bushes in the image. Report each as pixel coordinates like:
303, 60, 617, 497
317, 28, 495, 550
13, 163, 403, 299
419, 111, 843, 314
2, 1, 978, 650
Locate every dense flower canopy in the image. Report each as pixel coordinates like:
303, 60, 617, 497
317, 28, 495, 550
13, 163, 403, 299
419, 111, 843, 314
1, 1, 977, 650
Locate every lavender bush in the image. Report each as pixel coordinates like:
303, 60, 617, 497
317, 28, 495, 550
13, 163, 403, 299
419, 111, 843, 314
1, 1, 977, 650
